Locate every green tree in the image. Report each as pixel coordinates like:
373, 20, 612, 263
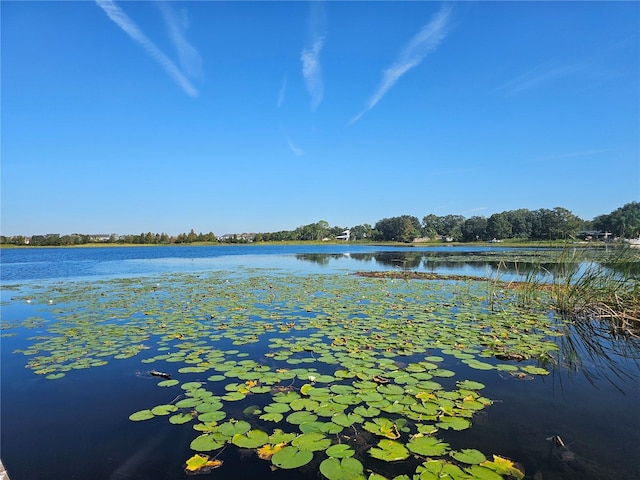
350, 224, 372, 241
462, 216, 488, 241
486, 213, 512, 240
440, 215, 465, 241
375, 216, 421, 242
593, 202, 640, 238
421, 214, 442, 238
503, 209, 533, 239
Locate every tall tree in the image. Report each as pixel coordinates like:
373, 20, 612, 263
486, 213, 512, 240
421, 214, 442, 238
593, 202, 640, 238
462, 216, 488, 241
375, 216, 421, 242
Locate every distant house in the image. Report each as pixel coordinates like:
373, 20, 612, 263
218, 233, 255, 242
336, 229, 350, 241
577, 230, 611, 241
91, 234, 114, 242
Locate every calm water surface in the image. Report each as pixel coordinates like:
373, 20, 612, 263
1, 246, 638, 480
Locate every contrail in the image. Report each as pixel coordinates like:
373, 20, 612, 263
156, 1, 202, 80
96, 0, 198, 97
301, 1, 326, 112
301, 37, 324, 112
350, 4, 452, 124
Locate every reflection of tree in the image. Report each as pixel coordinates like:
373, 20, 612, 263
368, 252, 423, 270
551, 317, 640, 391
295, 251, 584, 277
295, 254, 337, 265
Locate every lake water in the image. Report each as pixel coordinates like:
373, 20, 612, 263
1, 245, 638, 480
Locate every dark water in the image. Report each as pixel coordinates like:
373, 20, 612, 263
1, 245, 638, 480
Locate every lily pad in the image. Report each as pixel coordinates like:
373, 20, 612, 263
129, 409, 154, 421
479, 455, 525, 479
368, 440, 410, 462
271, 446, 314, 469
436, 416, 471, 431
451, 449, 486, 465
190, 433, 226, 452
169, 412, 194, 424
157, 379, 179, 387
325, 444, 355, 458
286, 411, 318, 425
319, 457, 365, 480
407, 436, 450, 457
231, 429, 269, 449
292, 432, 331, 452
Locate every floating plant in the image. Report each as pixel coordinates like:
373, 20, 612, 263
8, 270, 553, 479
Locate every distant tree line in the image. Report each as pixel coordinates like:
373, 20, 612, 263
0, 229, 216, 246
591, 202, 640, 239
2, 202, 638, 246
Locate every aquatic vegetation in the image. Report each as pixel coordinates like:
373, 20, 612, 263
7, 270, 556, 479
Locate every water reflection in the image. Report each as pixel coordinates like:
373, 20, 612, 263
296, 251, 640, 390
295, 251, 574, 278
553, 316, 640, 391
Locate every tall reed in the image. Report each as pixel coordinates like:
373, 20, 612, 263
550, 245, 639, 328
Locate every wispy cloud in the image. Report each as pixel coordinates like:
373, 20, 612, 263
301, 2, 326, 112
349, 4, 452, 125
281, 127, 304, 156
96, 0, 198, 97
497, 63, 580, 96
287, 139, 304, 156
286, 136, 304, 156
277, 74, 288, 108
462, 207, 487, 215
156, 1, 203, 80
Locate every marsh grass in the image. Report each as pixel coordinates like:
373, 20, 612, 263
549, 246, 640, 330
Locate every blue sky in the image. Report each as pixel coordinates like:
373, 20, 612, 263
2, 1, 638, 236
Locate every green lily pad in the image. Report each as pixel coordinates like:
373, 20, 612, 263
151, 404, 178, 416
181, 381, 203, 390
217, 420, 251, 437
479, 455, 525, 479
520, 365, 549, 375
325, 444, 355, 458
363, 418, 400, 439
416, 459, 470, 480
129, 409, 154, 421
169, 412, 194, 424
157, 379, 179, 387
190, 433, 226, 452
222, 391, 246, 401
264, 402, 291, 414
197, 410, 226, 423
462, 359, 495, 371
368, 440, 410, 462
232, 429, 269, 448
451, 449, 486, 465
332, 412, 364, 427
175, 397, 200, 408
465, 465, 503, 480
292, 432, 332, 451
259, 412, 283, 423
271, 446, 314, 469
456, 380, 485, 390
286, 411, 318, 425
319, 457, 365, 480
436, 416, 471, 431
407, 435, 450, 456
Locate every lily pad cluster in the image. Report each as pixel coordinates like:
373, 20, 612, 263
8, 270, 552, 478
